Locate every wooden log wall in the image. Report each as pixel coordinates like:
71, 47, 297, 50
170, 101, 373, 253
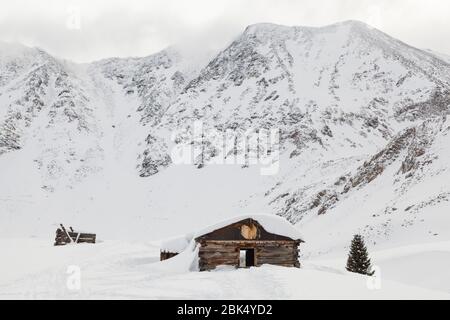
198, 241, 238, 271
54, 227, 96, 246
160, 251, 179, 261
255, 242, 300, 268
68, 231, 96, 244
198, 240, 300, 271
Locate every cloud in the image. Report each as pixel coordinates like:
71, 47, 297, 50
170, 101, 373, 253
0, 0, 449, 62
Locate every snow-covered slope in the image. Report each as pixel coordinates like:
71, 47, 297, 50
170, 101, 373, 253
0, 42, 104, 192
1, 21, 450, 259
1, 238, 449, 299
425, 49, 450, 64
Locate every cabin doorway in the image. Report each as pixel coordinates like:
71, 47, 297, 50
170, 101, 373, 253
239, 248, 255, 268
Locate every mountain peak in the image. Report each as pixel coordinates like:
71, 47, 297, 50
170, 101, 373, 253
243, 20, 374, 34
244, 22, 293, 34
0, 41, 37, 59
239, 20, 382, 45
334, 19, 372, 28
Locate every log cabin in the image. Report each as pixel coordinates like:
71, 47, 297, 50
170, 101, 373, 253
160, 214, 304, 271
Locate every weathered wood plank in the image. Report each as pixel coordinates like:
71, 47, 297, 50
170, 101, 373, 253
54, 226, 96, 246
160, 251, 178, 261
258, 248, 296, 254
199, 254, 238, 260
197, 237, 300, 270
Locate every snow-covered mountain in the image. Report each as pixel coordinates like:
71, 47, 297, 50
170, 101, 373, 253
1, 21, 450, 255
426, 49, 450, 64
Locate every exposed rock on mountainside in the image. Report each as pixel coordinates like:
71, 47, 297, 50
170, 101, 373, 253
1, 21, 450, 248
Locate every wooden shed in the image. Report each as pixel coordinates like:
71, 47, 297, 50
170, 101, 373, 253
54, 224, 96, 246
160, 215, 304, 271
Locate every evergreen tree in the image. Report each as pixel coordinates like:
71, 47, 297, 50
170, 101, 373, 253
346, 234, 374, 276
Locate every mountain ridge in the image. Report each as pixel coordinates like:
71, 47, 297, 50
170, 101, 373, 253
0, 21, 450, 255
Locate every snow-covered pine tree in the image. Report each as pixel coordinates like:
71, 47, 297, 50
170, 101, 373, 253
346, 234, 374, 276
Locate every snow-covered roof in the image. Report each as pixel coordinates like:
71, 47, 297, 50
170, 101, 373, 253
160, 235, 191, 253
191, 214, 303, 240
160, 214, 303, 253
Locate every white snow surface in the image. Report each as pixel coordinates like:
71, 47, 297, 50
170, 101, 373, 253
0, 238, 449, 299
160, 235, 190, 253
1, 21, 450, 298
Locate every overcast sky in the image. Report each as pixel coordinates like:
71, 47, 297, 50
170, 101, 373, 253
1, 0, 449, 62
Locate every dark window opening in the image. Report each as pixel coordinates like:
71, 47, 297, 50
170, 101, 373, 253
239, 248, 255, 267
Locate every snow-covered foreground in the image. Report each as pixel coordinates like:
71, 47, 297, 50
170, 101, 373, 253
310, 241, 450, 294
0, 238, 449, 299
